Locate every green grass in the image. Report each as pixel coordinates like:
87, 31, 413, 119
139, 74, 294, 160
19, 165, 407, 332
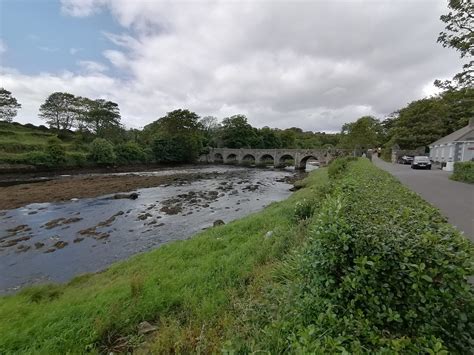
225, 159, 474, 353
0, 168, 329, 353
0, 122, 84, 165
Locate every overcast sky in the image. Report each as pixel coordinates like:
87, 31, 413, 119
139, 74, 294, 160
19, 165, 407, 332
0, 0, 462, 132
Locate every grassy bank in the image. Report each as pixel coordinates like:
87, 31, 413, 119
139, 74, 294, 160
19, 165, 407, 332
1, 159, 472, 353
226, 159, 474, 353
0, 168, 329, 353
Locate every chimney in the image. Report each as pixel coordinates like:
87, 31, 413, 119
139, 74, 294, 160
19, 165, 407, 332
470, 117, 474, 128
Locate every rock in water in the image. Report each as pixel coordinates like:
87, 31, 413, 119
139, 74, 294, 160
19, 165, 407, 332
213, 220, 225, 227
113, 192, 139, 200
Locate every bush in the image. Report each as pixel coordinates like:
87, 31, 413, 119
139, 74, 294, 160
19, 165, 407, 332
293, 198, 317, 222
262, 160, 474, 353
45, 138, 66, 166
22, 151, 54, 166
152, 135, 201, 163
451, 161, 474, 183
327, 156, 357, 179
66, 152, 88, 167
115, 142, 145, 164
89, 138, 116, 165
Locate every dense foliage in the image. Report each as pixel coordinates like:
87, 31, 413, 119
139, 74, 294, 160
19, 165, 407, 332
451, 161, 474, 183
229, 159, 473, 353
88, 138, 116, 165
436, 0, 473, 89
0, 88, 21, 123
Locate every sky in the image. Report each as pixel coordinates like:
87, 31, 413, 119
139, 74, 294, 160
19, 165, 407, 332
0, 0, 463, 132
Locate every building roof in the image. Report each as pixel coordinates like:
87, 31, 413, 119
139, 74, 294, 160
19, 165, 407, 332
430, 119, 474, 146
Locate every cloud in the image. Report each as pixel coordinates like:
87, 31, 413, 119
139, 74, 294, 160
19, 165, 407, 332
2, 0, 462, 131
0, 39, 6, 54
70, 47, 83, 55
78, 60, 108, 73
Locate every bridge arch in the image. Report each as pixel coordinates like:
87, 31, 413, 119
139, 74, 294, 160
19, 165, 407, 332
214, 153, 223, 163
259, 154, 275, 166
299, 155, 319, 170
242, 154, 256, 166
225, 153, 238, 164
278, 154, 295, 167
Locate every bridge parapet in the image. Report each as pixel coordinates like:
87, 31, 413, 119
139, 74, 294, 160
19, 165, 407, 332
201, 148, 352, 169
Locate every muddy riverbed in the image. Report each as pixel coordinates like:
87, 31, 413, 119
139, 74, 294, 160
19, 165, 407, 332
0, 166, 300, 293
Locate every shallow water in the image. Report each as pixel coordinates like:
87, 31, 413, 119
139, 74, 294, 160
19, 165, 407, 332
0, 166, 295, 293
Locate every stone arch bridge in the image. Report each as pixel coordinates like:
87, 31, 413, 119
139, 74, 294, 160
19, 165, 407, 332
200, 148, 351, 170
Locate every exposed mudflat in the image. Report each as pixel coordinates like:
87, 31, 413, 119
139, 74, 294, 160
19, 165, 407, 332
0, 166, 300, 293
0, 168, 227, 210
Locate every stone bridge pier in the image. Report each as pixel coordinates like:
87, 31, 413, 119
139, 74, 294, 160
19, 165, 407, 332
200, 148, 351, 169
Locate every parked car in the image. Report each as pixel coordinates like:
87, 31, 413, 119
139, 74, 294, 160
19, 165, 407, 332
398, 155, 414, 165
411, 156, 431, 170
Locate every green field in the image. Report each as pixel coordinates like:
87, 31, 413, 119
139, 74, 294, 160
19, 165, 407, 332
0, 121, 89, 166
0, 159, 472, 353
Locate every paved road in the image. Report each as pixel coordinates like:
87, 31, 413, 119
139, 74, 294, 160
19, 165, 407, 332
373, 156, 474, 242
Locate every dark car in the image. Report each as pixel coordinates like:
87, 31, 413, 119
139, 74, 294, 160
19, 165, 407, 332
411, 156, 431, 170
399, 155, 414, 165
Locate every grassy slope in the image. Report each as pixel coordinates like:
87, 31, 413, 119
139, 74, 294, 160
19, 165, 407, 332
0, 122, 84, 163
0, 168, 328, 353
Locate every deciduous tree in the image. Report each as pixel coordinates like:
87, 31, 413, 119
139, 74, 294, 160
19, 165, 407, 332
436, 0, 473, 89
0, 88, 21, 122
39, 92, 78, 131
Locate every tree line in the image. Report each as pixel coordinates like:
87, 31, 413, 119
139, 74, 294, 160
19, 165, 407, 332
1, 85, 472, 166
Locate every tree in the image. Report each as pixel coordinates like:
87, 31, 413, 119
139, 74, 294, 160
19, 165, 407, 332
385, 88, 473, 149
219, 115, 257, 148
146, 109, 203, 163
0, 88, 21, 122
436, 0, 473, 89
255, 127, 282, 148
77, 98, 121, 137
39, 92, 78, 131
45, 137, 66, 166
199, 116, 220, 147
341, 116, 383, 150
89, 138, 116, 165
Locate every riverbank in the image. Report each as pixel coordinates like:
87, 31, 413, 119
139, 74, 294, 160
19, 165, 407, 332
0, 166, 301, 210
0, 165, 326, 353
1, 159, 472, 353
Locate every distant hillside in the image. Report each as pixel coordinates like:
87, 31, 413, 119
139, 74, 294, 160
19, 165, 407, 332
0, 121, 88, 168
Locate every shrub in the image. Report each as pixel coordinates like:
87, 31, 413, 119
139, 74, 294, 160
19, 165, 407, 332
327, 156, 357, 179
89, 138, 116, 165
115, 142, 145, 164
22, 151, 53, 166
264, 160, 474, 353
45, 137, 66, 166
451, 161, 474, 183
293, 198, 317, 222
66, 152, 88, 167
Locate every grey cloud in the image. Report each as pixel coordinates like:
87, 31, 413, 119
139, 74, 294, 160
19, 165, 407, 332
2, 0, 463, 132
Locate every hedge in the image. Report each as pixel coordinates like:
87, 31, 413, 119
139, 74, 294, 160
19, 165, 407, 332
248, 159, 473, 353
451, 161, 474, 184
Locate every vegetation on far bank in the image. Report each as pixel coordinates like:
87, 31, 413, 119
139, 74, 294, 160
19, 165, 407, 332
1, 158, 472, 353
451, 161, 474, 184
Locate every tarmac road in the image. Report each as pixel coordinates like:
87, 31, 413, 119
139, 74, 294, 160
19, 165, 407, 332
373, 156, 474, 242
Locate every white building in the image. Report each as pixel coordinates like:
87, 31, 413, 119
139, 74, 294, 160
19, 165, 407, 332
429, 118, 474, 164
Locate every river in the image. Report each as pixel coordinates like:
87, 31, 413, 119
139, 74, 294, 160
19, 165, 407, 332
0, 166, 301, 294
